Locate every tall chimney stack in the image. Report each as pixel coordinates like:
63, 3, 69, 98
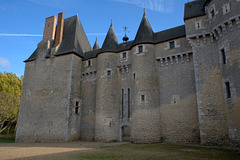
54, 12, 65, 47
42, 16, 57, 40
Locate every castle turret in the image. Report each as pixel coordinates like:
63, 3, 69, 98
130, 11, 161, 143
95, 21, 120, 142
93, 37, 100, 50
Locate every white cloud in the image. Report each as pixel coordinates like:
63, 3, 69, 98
0, 56, 11, 69
113, 0, 173, 13
0, 33, 42, 37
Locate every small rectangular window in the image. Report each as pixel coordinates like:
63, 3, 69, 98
87, 60, 91, 67
107, 70, 111, 76
76, 101, 79, 106
225, 82, 231, 99
138, 45, 143, 53
170, 41, 175, 49
221, 49, 226, 64
122, 52, 127, 59
141, 95, 145, 102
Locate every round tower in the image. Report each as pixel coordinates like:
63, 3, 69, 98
130, 11, 161, 143
95, 22, 120, 142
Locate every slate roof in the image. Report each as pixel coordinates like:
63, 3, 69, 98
26, 11, 187, 62
55, 15, 92, 57
184, 0, 206, 20
25, 15, 91, 62
83, 25, 186, 60
101, 21, 119, 52
93, 38, 99, 50
133, 10, 154, 46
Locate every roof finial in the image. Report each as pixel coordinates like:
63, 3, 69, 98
144, 8, 146, 16
111, 19, 113, 26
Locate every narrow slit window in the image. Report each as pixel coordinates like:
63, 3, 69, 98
122, 89, 124, 118
221, 49, 226, 64
75, 107, 79, 114
76, 101, 79, 106
133, 73, 136, 80
138, 45, 143, 53
225, 82, 231, 99
88, 60, 91, 67
209, 7, 215, 18
141, 95, 145, 102
128, 88, 131, 118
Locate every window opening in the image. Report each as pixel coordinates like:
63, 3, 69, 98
75, 107, 79, 114
210, 7, 215, 18
141, 95, 145, 102
107, 70, 111, 76
88, 60, 91, 67
76, 101, 79, 106
170, 41, 175, 49
138, 45, 143, 53
133, 73, 136, 80
122, 52, 127, 59
221, 49, 226, 64
225, 82, 231, 99
122, 89, 124, 118
128, 88, 131, 118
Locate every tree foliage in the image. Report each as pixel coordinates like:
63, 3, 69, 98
0, 72, 23, 134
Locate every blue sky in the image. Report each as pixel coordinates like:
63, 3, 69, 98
0, 0, 192, 77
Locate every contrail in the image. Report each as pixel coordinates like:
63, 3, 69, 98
0, 33, 123, 37
0, 33, 42, 37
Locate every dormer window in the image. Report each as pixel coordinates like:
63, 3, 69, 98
138, 45, 143, 53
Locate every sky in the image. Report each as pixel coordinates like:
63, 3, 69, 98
0, 0, 193, 77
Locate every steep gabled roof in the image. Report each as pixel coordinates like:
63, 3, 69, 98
93, 37, 100, 50
55, 15, 92, 57
184, 0, 206, 21
101, 21, 119, 52
133, 10, 154, 46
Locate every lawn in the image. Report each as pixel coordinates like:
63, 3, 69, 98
73, 143, 240, 160
0, 138, 239, 160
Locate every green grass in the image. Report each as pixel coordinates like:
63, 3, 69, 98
74, 143, 240, 160
0, 134, 15, 143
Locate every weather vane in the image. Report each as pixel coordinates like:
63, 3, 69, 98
122, 26, 129, 43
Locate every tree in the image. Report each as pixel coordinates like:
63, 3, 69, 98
0, 72, 23, 134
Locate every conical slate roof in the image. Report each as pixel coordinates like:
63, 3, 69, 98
93, 37, 99, 50
55, 14, 92, 57
101, 21, 118, 52
133, 10, 154, 46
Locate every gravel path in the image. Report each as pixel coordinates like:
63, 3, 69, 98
0, 141, 110, 160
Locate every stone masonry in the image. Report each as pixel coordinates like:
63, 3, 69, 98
16, 0, 240, 146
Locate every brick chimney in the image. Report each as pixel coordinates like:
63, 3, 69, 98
42, 16, 57, 40
53, 12, 65, 47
